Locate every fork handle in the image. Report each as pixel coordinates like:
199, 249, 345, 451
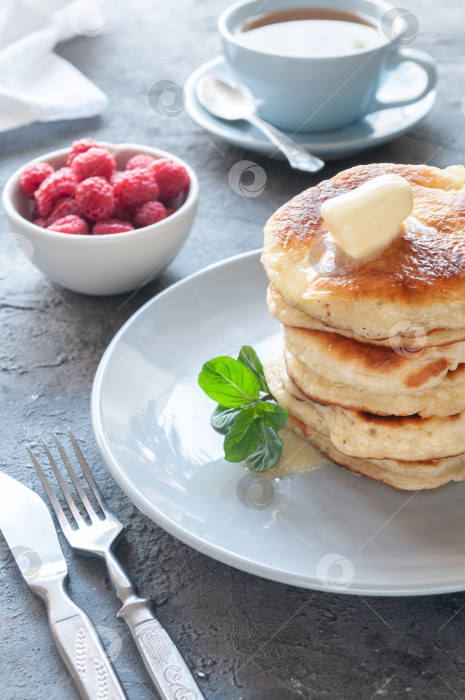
103, 551, 204, 699
45, 580, 127, 700
118, 598, 204, 700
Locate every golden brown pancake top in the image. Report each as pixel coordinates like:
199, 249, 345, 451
266, 163, 465, 303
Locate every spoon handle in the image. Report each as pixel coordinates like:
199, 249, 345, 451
247, 113, 324, 173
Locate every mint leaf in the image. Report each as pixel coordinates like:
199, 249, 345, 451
237, 346, 268, 393
211, 405, 244, 435
199, 346, 289, 472
245, 423, 283, 472
223, 406, 261, 462
257, 401, 289, 431
199, 357, 260, 407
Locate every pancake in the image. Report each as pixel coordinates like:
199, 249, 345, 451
283, 325, 465, 395
284, 349, 465, 418
288, 417, 465, 491
267, 284, 465, 348
320, 403, 465, 461
266, 347, 465, 462
264, 349, 465, 490
262, 163, 465, 341
264, 345, 332, 436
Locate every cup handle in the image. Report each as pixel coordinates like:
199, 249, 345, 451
368, 48, 437, 112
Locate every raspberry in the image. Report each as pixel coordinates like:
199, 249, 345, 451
111, 170, 124, 184
48, 196, 82, 224
165, 207, 175, 217
56, 166, 75, 178
19, 162, 54, 199
92, 219, 135, 235
113, 168, 159, 207
35, 169, 78, 217
126, 154, 155, 170
71, 147, 116, 181
34, 217, 48, 228
75, 177, 114, 220
134, 200, 167, 228
112, 200, 133, 221
67, 138, 99, 166
47, 215, 89, 235
151, 159, 190, 200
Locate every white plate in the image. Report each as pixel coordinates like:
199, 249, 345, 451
92, 250, 465, 596
185, 56, 436, 159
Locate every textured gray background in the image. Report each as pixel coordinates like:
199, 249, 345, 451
1, 0, 465, 698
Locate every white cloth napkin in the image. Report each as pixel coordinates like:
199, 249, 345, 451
0, 0, 108, 132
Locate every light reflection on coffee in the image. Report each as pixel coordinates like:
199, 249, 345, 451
239, 7, 382, 58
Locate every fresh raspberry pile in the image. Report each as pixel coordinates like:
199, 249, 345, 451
18, 139, 191, 235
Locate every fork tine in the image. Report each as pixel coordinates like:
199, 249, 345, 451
41, 440, 86, 526
68, 429, 110, 515
53, 433, 99, 521
27, 444, 73, 532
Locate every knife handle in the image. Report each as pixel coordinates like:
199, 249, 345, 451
45, 582, 127, 700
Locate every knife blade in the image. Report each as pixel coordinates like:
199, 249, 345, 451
0, 471, 127, 700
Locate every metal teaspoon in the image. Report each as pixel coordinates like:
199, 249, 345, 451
196, 75, 325, 173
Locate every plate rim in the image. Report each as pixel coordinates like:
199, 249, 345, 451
91, 249, 465, 598
184, 55, 437, 157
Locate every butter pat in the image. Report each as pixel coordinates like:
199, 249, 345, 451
320, 174, 413, 260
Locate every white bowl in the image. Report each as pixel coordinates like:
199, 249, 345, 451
2, 142, 199, 295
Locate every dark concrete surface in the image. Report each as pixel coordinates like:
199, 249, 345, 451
1, 1, 465, 698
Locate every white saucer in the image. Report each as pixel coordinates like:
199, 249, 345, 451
185, 56, 436, 159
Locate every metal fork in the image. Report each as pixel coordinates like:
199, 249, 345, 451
28, 430, 204, 700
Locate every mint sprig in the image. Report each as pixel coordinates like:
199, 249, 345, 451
198, 346, 289, 471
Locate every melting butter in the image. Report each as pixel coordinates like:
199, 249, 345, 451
320, 174, 413, 260
259, 426, 327, 480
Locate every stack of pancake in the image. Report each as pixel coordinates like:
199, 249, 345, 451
262, 163, 465, 490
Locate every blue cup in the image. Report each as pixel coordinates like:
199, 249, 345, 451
219, 0, 437, 132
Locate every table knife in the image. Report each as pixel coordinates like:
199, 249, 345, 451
0, 471, 127, 700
